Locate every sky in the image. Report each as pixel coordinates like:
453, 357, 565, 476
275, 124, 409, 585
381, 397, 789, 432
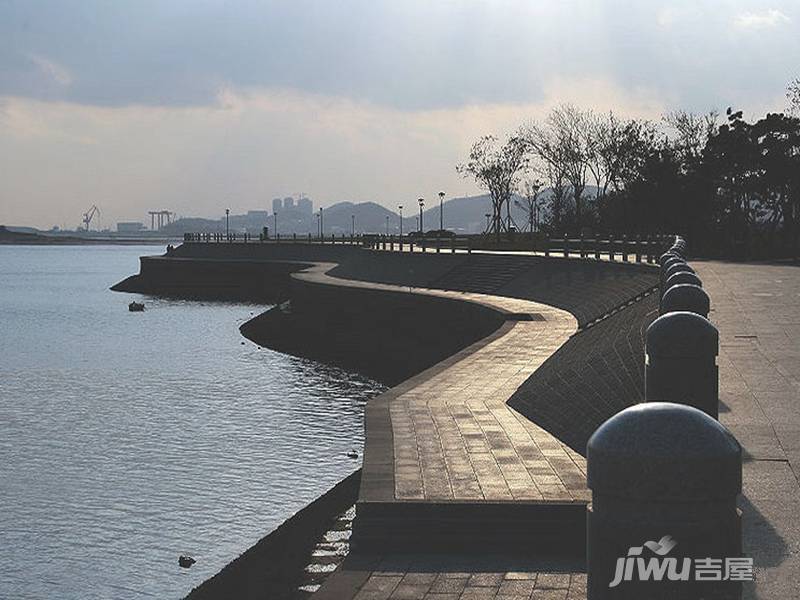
1, 1, 799, 229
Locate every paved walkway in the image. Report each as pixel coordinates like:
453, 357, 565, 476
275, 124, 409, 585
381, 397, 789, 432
693, 261, 800, 600
294, 264, 586, 505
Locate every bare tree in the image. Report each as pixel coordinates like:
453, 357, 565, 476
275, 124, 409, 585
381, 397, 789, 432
514, 176, 544, 233
457, 134, 528, 242
664, 110, 719, 164
788, 78, 800, 116
523, 104, 591, 230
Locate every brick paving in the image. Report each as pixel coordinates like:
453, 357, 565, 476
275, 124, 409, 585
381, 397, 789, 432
508, 291, 659, 454
295, 264, 587, 504
692, 261, 800, 600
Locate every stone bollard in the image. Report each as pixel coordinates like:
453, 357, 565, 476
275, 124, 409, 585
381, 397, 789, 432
646, 311, 719, 418
659, 251, 682, 268
660, 256, 687, 297
587, 402, 742, 599
661, 284, 711, 319
664, 262, 695, 282
665, 271, 703, 293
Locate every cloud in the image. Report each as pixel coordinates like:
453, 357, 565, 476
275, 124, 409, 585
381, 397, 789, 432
0, 77, 667, 229
28, 54, 73, 86
733, 8, 790, 29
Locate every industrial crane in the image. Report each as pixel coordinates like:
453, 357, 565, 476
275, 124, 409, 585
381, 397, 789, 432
81, 205, 100, 231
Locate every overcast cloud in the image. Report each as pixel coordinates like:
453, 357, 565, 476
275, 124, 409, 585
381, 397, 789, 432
1, 1, 798, 228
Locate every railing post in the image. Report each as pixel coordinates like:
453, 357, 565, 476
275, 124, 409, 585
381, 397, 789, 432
587, 403, 742, 599
451, 235, 456, 254
622, 234, 629, 262
580, 233, 586, 258
635, 234, 642, 262
609, 236, 615, 261
544, 237, 550, 257
661, 284, 710, 319
436, 233, 440, 253
563, 233, 569, 258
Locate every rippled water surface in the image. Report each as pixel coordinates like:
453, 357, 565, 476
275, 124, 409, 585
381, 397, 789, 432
0, 245, 384, 600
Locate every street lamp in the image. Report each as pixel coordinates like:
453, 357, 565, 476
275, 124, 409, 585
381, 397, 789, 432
418, 197, 425, 233
225, 208, 230, 237
485, 213, 491, 232
319, 207, 323, 237
351, 214, 355, 237
273, 211, 277, 236
438, 191, 445, 231
385, 215, 389, 235
315, 212, 320, 239
398, 205, 403, 238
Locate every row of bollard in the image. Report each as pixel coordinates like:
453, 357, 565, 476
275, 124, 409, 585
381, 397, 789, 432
587, 236, 744, 599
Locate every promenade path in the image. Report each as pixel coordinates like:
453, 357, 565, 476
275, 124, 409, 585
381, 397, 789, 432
693, 261, 800, 600
294, 264, 588, 507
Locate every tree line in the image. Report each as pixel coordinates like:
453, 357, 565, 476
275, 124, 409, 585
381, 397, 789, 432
459, 81, 800, 259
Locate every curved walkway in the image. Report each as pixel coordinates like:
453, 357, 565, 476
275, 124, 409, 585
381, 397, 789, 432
293, 263, 588, 554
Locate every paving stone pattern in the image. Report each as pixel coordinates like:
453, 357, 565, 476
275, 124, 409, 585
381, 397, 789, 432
508, 292, 660, 455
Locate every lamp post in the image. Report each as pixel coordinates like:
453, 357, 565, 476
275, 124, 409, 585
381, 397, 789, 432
351, 214, 355, 237
315, 212, 320, 239
398, 205, 403, 238
485, 213, 491, 232
418, 197, 425, 233
225, 208, 230, 237
319, 207, 323, 237
385, 215, 389, 235
438, 190, 445, 231
273, 212, 277, 236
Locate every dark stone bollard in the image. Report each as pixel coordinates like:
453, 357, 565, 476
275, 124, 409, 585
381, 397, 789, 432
646, 311, 719, 418
587, 402, 742, 599
660, 257, 687, 298
659, 251, 682, 267
665, 271, 703, 292
664, 262, 695, 282
660, 284, 710, 319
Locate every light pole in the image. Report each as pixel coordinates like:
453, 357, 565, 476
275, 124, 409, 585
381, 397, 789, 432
351, 214, 355, 237
273, 212, 277, 236
485, 213, 491, 232
418, 197, 425, 233
385, 215, 389, 235
315, 212, 320, 239
398, 205, 403, 238
438, 191, 445, 231
319, 207, 323, 237
225, 208, 230, 237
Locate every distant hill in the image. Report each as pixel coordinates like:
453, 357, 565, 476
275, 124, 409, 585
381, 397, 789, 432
158, 188, 602, 236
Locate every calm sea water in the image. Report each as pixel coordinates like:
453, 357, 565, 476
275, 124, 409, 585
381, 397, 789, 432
0, 245, 384, 600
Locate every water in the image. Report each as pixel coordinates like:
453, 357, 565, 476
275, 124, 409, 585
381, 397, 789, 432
0, 245, 384, 600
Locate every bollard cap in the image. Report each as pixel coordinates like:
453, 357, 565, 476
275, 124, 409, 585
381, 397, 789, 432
587, 402, 741, 500
664, 262, 695, 281
661, 284, 710, 318
659, 251, 682, 267
665, 271, 702, 289
662, 256, 686, 275
647, 311, 718, 358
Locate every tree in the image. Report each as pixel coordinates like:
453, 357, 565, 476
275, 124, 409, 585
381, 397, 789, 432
514, 176, 544, 233
788, 78, 800, 115
457, 134, 528, 242
524, 105, 593, 230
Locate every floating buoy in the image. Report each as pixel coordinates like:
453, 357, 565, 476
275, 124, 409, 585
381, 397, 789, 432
346, 449, 359, 459
179, 555, 196, 569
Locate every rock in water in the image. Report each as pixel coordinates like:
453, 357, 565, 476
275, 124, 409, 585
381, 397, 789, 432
179, 555, 196, 569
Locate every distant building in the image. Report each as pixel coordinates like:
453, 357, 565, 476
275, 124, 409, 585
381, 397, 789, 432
247, 210, 270, 219
297, 196, 313, 214
272, 198, 282, 213
283, 196, 295, 210
117, 222, 145, 233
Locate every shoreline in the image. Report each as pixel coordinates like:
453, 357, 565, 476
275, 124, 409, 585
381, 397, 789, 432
111, 242, 660, 599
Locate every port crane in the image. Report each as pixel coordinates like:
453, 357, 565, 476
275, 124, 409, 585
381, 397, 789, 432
81, 205, 100, 231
